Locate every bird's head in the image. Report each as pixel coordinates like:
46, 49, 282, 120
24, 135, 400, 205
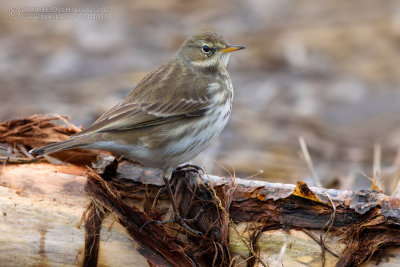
176, 32, 245, 72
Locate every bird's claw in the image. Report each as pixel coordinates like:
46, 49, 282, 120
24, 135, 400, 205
174, 164, 205, 174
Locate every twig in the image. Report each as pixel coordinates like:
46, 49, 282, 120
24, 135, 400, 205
373, 143, 382, 190
16, 143, 34, 159
277, 241, 287, 263
205, 170, 269, 267
54, 114, 82, 132
301, 229, 339, 258
299, 136, 321, 187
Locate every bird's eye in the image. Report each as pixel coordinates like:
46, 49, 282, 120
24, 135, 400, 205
202, 45, 211, 53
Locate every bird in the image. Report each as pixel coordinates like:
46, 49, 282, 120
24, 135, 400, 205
30, 31, 245, 234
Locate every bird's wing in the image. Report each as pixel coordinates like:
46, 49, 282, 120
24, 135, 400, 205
74, 60, 217, 136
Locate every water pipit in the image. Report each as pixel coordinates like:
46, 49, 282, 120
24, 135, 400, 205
31, 31, 245, 234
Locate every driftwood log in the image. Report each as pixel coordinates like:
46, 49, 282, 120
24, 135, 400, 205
1, 115, 400, 267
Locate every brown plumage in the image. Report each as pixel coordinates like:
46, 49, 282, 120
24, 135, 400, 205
31, 31, 244, 235
30, 32, 244, 175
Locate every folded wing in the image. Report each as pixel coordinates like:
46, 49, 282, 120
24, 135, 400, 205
74, 60, 216, 136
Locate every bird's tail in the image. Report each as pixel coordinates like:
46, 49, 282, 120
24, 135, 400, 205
29, 138, 88, 157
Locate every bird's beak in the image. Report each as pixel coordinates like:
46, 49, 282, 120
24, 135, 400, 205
220, 44, 245, 54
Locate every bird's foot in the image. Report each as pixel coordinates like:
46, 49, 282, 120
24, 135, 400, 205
174, 163, 205, 174
145, 173, 203, 235
141, 207, 203, 236
151, 164, 204, 213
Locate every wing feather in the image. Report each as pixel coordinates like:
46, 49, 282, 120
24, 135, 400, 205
74, 60, 217, 136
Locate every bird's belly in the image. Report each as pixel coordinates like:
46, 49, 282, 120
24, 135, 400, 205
87, 141, 161, 167
160, 102, 231, 165
89, 103, 231, 170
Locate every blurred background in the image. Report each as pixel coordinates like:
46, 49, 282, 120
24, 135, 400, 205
1, 0, 400, 193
